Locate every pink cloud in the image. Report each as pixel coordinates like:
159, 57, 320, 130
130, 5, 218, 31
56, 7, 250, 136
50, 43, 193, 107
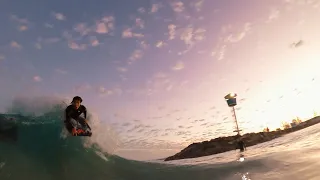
135, 18, 144, 29
74, 84, 91, 93
172, 61, 185, 71
128, 49, 143, 64
68, 41, 87, 50
90, 36, 100, 47
150, 3, 162, 13
10, 15, 30, 24
10, 41, 22, 49
96, 22, 108, 34
55, 69, 67, 74
19, 25, 28, 31
117, 67, 128, 72
91, 39, 99, 46
96, 16, 115, 34
33, 76, 42, 82
74, 23, 91, 35
122, 28, 144, 38
171, 1, 184, 12
52, 12, 66, 20
138, 7, 146, 13
168, 24, 176, 40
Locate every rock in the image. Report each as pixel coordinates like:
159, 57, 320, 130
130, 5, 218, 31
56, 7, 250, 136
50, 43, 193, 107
164, 116, 320, 161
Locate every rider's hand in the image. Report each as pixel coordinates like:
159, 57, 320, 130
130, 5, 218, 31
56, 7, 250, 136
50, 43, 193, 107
72, 128, 77, 136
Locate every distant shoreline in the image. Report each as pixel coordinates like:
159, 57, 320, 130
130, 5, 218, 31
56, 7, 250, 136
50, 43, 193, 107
164, 116, 320, 161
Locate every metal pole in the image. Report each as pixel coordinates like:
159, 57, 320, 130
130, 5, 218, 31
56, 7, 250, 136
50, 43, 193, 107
232, 106, 240, 135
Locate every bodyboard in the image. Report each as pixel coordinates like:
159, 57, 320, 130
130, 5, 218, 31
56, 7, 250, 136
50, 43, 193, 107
73, 130, 92, 137
68, 118, 92, 137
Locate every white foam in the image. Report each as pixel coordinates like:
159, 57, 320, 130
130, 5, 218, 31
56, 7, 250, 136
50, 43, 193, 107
82, 112, 120, 155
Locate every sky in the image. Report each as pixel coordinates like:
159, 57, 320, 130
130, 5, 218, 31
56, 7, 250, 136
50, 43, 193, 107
1, 0, 320, 160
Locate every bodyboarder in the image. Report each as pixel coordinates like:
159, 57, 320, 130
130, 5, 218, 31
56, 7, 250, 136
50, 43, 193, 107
64, 96, 91, 136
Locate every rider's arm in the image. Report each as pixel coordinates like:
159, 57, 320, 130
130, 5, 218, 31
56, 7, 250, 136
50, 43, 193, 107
82, 106, 87, 119
65, 106, 72, 122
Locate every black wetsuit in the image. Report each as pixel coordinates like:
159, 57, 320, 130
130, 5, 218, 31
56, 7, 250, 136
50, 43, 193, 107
238, 140, 246, 152
64, 105, 87, 133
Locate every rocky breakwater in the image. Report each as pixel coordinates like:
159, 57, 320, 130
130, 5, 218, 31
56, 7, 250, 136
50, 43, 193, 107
164, 116, 320, 161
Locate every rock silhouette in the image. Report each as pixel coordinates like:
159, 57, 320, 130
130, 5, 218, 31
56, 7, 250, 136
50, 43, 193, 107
164, 116, 320, 161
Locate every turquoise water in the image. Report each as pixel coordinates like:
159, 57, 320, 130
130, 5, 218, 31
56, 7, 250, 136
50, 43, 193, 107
1, 103, 320, 180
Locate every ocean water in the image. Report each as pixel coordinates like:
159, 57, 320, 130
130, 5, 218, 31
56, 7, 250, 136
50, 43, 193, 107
1, 104, 320, 180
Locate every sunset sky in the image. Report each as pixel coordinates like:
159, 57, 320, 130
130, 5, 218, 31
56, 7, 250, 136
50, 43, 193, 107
1, 0, 320, 160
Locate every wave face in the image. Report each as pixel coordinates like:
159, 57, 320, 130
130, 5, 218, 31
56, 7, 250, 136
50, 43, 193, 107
1, 97, 320, 180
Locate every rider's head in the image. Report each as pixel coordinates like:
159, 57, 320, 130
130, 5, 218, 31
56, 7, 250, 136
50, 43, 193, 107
71, 96, 82, 109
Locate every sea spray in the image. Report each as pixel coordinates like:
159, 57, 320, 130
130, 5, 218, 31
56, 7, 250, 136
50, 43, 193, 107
4, 96, 120, 154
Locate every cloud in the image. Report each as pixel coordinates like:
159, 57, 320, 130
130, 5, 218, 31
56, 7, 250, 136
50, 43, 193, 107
192, 0, 204, 12
98, 86, 113, 96
54, 68, 67, 74
62, 31, 72, 40
150, 3, 162, 13
35, 43, 42, 50
52, 12, 66, 21
36, 37, 61, 47
119, 74, 128, 81
45, 37, 61, 43
74, 23, 91, 35
135, 18, 144, 29
140, 41, 149, 49
10, 41, 22, 49
153, 72, 167, 78
98, 87, 123, 97
166, 84, 174, 91
33, 76, 42, 82
267, 8, 280, 23
68, 41, 87, 50
10, 15, 30, 32
96, 22, 108, 34
180, 27, 206, 46
156, 41, 165, 48
193, 28, 206, 40
10, 15, 30, 24
218, 45, 227, 61
180, 27, 193, 45
225, 23, 251, 43
211, 23, 251, 61
91, 39, 99, 47
128, 49, 143, 64
89, 36, 100, 47
138, 78, 177, 96
122, 28, 144, 38
19, 25, 28, 31
70, 17, 114, 45
168, 24, 176, 40
171, 1, 185, 12
44, 23, 54, 28
96, 16, 115, 34
117, 67, 128, 73
172, 61, 185, 71
74, 84, 91, 93
138, 7, 146, 13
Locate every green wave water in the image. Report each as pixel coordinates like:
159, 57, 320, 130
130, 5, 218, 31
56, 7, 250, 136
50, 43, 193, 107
1, 98, 320, 180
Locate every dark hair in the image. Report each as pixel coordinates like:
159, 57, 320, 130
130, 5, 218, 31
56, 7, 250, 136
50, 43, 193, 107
71, 96, 82, 103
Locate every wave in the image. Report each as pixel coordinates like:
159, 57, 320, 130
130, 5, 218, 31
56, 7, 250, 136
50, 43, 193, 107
0, 96, 124, 179
1, 96, 320, 180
